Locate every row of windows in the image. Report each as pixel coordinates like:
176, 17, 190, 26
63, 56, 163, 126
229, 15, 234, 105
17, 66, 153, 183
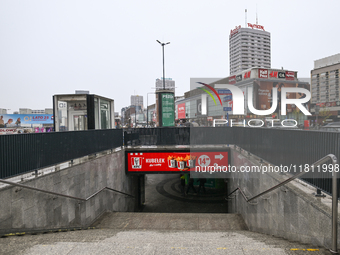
230, 44, 270, 50
230, 53, 270, 60
230, 47, 270, 53
231, 53, 271, 58
230, 37, 270, 43
230, 48, 271, 54
230, 33, 270, 39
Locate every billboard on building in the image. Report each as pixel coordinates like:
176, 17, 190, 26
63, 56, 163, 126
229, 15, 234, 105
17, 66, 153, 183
177, 103, 186, 119
253, 80, 310, 114
126, 149, 230, 174
0, 114, 53, 128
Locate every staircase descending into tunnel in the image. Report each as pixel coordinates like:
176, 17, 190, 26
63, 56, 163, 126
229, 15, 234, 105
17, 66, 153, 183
0, 212, 330, 254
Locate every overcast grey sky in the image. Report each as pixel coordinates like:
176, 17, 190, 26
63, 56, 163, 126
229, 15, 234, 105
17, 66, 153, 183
1, 0, 339, 113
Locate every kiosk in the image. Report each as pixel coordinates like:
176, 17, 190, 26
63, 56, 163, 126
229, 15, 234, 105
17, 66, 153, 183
53, 93, 114, 131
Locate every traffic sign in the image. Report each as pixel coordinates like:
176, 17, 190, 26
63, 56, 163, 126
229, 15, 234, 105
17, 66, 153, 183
223, 107, 232, 111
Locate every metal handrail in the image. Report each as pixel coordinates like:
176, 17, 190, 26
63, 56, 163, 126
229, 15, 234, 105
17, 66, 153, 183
0, 179, 135, 201
226, 154, 338, 254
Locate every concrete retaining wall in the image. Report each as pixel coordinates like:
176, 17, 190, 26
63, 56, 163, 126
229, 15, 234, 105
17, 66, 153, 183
0, 149, 138, 235
229, 147, 340, 248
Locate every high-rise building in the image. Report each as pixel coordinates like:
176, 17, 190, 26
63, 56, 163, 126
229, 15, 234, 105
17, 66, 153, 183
311, 53, 340, 105
229, 23, 271, 75
131, 95, 143, 109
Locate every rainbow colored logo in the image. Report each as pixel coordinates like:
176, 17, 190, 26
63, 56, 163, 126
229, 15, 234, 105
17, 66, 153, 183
196, 82, 223, 106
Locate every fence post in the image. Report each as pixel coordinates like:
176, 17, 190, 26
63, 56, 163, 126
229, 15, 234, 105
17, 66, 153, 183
331, 164, 339, 254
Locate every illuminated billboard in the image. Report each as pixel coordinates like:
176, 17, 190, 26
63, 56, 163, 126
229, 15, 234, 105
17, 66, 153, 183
126, 148, 230, 174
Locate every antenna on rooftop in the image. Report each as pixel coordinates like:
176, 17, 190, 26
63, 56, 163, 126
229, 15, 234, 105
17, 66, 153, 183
245, 9, 247, 27
256, 4, 258, 25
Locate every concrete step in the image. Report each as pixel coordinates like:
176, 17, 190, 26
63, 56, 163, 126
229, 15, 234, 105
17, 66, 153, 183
92, 212, 248, 231
0, 228, 330, 254
0, 212, 331, 254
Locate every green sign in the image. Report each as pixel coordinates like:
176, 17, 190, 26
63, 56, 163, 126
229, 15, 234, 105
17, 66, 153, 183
161, 93, 175, 126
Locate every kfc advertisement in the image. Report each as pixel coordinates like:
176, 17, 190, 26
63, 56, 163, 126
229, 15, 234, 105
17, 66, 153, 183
126, 150, 230, 174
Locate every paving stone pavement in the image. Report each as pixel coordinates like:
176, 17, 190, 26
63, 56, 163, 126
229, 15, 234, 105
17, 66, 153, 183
0, 224, 331, 255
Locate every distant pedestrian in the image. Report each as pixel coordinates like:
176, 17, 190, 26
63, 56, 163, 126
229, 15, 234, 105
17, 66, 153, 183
180, 174, 186, 196
186, 176, 197, 194
197, 178, 207, 195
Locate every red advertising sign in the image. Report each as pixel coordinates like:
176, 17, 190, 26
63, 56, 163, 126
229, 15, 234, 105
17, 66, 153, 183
325, 102, 337, 107
269, 71, 278, 78
230, 25, 241, 37
285, 71, 295, 80
244, 71, 251, 79
258, 69, 268, 78
126, 150, 229, 174
177, 103, 186, 119
247, 23, 265, 31
228, 75, 236, 84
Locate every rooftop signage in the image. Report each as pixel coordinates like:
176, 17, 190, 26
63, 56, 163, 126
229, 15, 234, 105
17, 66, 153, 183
230, 25, 241, 37
229, 75, 236, 84
244, 71, 251, 79
285, 71, 295, 80
228, 69, 296, 82
247, 23, 265, 31
259, 69, 269, 78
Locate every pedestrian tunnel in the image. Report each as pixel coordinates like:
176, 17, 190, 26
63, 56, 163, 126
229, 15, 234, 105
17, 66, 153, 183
125, 145, 231, 213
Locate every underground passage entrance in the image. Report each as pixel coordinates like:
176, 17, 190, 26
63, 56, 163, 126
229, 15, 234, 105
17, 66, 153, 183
141, 174, 228, 213
125, 146, 231, 213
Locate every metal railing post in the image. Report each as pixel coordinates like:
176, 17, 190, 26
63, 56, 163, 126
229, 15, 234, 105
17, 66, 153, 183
226, 154, 338, 254
331, 163, 339, 254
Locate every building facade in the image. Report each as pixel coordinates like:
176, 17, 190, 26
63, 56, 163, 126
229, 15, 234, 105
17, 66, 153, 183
131, 95, 143, 109
310, 53, 340, 123
176, 67, 309, 126
311, 53, 340, 104
229, 24, 271, 75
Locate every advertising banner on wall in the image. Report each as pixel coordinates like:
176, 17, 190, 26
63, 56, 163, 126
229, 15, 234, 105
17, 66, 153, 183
253, 81, 310, 113
161, 93, 175, 126
0, 114, 53, 127
177, 103, 186, 119
126, 149, 230, 174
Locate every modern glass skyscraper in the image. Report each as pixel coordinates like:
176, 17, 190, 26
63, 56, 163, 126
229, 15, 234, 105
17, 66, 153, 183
229, 24, 271, 75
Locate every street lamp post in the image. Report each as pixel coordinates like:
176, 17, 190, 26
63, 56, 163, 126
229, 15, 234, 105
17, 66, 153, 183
156, 40, 170, 90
